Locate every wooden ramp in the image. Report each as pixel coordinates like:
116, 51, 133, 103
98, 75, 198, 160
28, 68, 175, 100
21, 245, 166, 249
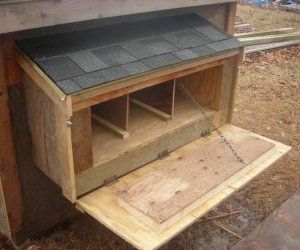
76, 124, 291, 250
233, 192, 300, 250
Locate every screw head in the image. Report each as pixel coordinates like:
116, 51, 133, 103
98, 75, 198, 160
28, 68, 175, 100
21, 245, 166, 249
66, 119, 72, 127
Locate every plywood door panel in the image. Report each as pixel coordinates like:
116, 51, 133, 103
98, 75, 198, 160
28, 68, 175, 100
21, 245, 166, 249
117, 135, 274, 231
77, 124, 290, 250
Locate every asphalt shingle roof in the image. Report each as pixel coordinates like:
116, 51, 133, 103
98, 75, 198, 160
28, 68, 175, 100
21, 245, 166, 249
17, 13, 243, 95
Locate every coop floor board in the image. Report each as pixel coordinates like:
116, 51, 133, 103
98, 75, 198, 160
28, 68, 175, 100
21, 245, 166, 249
77, 124, 291, 250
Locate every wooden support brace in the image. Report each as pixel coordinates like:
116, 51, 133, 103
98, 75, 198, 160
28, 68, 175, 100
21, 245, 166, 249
130, 98, 171, 121
92, 114, 129, 139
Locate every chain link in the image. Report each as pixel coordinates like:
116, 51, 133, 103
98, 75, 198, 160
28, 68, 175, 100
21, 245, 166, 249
179, 84, 247, 165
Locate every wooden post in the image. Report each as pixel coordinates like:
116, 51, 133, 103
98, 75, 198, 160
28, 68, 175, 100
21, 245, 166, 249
226, 2, 237, 35
0, 36, 24, 236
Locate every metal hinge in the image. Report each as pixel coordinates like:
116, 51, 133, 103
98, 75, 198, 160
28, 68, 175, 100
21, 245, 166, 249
158, 149, 170, 160
103, 175, 119, 187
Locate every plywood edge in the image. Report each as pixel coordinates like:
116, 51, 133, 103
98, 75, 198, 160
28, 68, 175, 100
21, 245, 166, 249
76, 124, 291, 250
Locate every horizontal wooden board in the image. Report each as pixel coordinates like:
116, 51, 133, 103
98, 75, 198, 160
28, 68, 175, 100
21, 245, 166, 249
117, 135, 274, 231
0, 0, 238, 34
77, 124, 291, 250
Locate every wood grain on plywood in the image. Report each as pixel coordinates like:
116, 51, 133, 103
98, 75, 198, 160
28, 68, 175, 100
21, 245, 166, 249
0, 0, 238, 34
117, 135, 274, 231
131, 80, 175, 118
23, 73, 61, 184
92, 94, 129, 131
176, 65, 223, 110
77, 124, 290, 250
23, 73, 76, 201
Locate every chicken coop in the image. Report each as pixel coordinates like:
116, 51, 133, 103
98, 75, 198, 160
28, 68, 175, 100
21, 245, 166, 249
0, 1, 290, 249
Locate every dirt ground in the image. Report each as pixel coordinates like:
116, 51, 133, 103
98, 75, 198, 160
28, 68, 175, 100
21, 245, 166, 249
1, 4, 300, 250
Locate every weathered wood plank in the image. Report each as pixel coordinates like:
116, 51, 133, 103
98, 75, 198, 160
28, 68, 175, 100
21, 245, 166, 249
23, 72, 76, 201
7, 82, 77, 242
117, 135, 274, 232
54, 98, 76, 202
0, 0, 238, 34
232, 192, 300, 250
72, 108, 93, 174
226, 2, 237, 35
0, 39, 23, 235
2, 34, 22, 86
23, 73, 61, 185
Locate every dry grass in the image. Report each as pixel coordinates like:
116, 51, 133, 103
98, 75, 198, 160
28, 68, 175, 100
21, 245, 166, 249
237, 3, 300, 30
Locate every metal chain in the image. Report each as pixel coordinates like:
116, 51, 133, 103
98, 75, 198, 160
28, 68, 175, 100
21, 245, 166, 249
179, 84, 247, 165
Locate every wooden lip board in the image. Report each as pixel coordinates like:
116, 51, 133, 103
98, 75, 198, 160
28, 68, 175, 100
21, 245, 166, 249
116, 134, 275, 232
76, 124, 291, 250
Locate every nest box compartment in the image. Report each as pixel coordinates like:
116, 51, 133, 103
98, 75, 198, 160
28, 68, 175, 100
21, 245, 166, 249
15, 13, 290, 250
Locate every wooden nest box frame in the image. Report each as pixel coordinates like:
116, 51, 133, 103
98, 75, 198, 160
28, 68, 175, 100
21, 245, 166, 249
0, 1, 290, 249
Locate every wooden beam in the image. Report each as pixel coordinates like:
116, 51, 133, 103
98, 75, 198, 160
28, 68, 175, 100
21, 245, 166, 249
72, 108, 93, 175
2, 34, 22, 86
245, 40, 300, 54
225, 56, 239, 123
225, 2, 237, 35
54, 97, 77, 202
234, 28, 295, 38
0, 39, 24, 235
238, 32, 300, 46
0, 0, 238, 34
